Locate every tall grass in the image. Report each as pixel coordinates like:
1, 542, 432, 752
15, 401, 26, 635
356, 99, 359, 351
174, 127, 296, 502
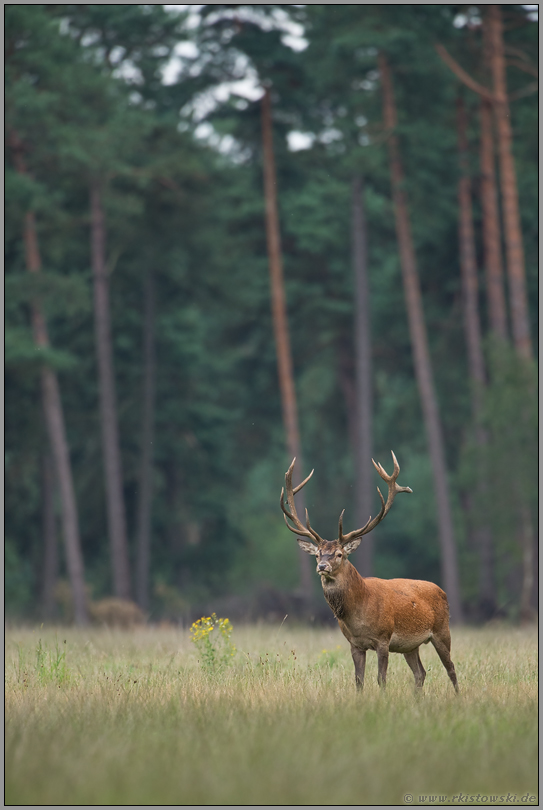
5, 623, 538, 805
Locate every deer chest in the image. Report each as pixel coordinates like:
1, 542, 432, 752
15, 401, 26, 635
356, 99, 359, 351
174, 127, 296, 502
323, 584, 348, 621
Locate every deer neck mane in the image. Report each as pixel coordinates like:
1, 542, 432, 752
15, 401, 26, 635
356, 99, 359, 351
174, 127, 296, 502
320, 559, 366, 620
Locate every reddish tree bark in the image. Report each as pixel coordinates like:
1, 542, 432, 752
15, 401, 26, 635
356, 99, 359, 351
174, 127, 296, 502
261, 86, 312, 597
457, 97, 487, 399
351, 177, 374, 577
486, 6, 536, 621
436, 13, 532, 354
456, 97, 497, 617
479, 97, 508, 341
10, 136, 88, 624
379, 53, 463, 623
135, 268, 156, 612
485, 5, 532, 359
436, 18, 535, 618
41, 451, 59, 619
90, 179, 131, 600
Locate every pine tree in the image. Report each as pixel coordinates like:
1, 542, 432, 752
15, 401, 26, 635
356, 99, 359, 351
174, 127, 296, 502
90, 178, 132, 600
9, 136, 89, 625
350, 177, 374, 577
485, 5, 532, 360
379, 52, 462, 623
135, 267, 156, 611
261, 86, 312, 598
456, 95, 496, 617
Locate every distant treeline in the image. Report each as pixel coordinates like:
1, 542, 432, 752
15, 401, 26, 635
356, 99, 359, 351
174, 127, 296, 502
5, 5, 537, 624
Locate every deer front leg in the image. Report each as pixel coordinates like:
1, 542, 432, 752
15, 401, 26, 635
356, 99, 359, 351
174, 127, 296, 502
350, 645, 366, 691
376, 644, 389, 689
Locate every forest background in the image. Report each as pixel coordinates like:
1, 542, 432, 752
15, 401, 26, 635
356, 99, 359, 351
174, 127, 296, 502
5, 4, 538, 627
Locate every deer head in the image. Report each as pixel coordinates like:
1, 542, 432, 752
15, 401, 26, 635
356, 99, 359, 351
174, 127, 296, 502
280, 452, 412, 579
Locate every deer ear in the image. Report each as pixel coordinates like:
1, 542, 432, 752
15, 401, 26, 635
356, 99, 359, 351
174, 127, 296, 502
297, 538, 319, 555
342, 537, 362, 556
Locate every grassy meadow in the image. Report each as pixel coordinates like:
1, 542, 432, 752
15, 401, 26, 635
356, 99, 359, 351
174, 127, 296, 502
5, 622, 538, 806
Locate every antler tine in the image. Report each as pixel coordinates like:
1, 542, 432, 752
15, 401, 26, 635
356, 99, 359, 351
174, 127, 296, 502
305, 508, 325, 545
339, 487, 386, 545
294, 469, 314, 495
372, 449, 401, 483
338, 509, 345, 541
339, 452, 411, 545
338, 497, 383, 544
280, 458, 322, 543
280, 487, 309, 536
372, 451, 413, 511
280, 487, 298, 534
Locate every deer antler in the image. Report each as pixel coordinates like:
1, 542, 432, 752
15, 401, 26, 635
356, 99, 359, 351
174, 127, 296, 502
338, 451, 412, 545
280, 458, 325, 546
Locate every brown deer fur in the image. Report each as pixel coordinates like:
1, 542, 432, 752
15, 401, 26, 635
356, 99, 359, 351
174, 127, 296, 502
281, 454, 459, 692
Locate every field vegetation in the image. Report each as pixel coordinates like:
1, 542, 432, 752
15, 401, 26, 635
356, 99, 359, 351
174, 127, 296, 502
5, 622, 538, 806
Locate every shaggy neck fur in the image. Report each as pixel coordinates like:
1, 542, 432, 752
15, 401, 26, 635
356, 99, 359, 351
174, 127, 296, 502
321, 560, 366, 620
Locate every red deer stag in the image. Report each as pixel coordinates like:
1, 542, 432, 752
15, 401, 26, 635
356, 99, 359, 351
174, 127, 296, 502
281, 453, 458, 693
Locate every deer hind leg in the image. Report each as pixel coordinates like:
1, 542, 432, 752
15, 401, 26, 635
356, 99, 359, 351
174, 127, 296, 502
376, 645, 389, 689
430, 632, 459, 693
404, 649, 426, 690
350, 645, 366, 691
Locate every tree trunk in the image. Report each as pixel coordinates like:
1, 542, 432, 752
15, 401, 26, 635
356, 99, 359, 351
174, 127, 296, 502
261, 85, 312, 598
135, 268, 156, 612
351, 177, 373, 577
41, 450, 58, 619
518, 504, 535, 623
22, 222, 88, 623
479, 97, 508, 342
39, 365, 89, 624
485, 5, 532, 360
457, 97, 486, 401
90, 179, 131, 600
485, 5, 535, 618
9, 135, 88, 624
379, 53, 463, 623
456, 96, 497, 618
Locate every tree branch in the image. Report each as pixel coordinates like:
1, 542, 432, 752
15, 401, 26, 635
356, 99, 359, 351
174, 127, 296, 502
504, 44, 536, 62
508, 81, 538, 102
506, 59, 538, 78
434, 43, 494, 100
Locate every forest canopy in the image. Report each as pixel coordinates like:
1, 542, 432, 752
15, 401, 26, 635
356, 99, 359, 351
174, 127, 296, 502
5, 4, 538, 625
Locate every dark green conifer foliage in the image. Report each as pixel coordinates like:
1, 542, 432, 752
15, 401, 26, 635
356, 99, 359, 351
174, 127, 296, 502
5, 4, 537, 621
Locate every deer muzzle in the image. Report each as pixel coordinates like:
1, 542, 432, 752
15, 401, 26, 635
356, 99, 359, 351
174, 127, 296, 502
317, 562, 332, 574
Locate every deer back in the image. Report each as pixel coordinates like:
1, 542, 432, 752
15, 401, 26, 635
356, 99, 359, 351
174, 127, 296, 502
325, 563, 450, 649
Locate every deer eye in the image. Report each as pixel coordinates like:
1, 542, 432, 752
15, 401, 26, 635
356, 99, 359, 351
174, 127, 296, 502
336, 551, 342, 558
